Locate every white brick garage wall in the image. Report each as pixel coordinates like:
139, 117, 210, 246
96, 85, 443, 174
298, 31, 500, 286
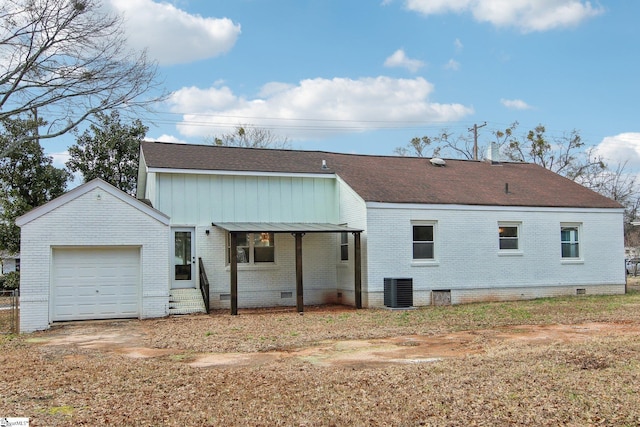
17, 179, 170, 332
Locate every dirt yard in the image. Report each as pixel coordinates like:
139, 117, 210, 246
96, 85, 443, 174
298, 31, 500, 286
3, 282, 640, 426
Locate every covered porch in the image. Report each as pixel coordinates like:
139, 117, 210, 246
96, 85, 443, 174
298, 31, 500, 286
213, 222, 363, 315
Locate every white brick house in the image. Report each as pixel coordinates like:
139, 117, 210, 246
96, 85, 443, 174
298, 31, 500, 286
16, 141, 626, 331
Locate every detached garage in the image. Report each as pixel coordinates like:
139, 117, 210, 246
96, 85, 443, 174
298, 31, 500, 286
16, 179, 170, 332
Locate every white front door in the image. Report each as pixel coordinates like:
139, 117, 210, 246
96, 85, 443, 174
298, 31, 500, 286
171, 227, 196, 289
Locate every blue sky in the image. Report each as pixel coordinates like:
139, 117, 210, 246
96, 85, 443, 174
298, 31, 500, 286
46, 0, 640, 174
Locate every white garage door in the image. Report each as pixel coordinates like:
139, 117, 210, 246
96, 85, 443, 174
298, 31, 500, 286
52, 247, 140, 321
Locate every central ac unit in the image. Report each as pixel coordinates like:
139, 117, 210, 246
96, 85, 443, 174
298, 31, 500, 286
384, 278, 413, 308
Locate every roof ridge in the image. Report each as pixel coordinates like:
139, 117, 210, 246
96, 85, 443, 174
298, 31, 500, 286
144, 140, 342, 156
142, 140, 528, 164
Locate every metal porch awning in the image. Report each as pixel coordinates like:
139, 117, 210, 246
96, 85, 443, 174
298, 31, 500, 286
213, 222, 362, 315
212, 222, 363, 233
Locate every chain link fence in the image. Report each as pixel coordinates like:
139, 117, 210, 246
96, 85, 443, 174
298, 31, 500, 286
0, 289, 19, 334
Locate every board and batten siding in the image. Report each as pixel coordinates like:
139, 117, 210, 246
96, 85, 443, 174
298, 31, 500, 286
154, 173, 340, 225
144, 172, 157, 205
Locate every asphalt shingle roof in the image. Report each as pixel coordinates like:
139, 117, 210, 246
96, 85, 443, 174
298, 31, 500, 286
140, 141, 622, 209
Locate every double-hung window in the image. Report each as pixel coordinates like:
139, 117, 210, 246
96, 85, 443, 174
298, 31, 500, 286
227, 232, 275, 264
340, 232, 349, 261
498, 223, 519, 250
561, 225, 580, 259
413, 223, 435, 260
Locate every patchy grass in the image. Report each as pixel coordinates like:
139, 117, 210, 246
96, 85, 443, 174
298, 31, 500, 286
0, 312, 15, 335
2, 282, 640, 426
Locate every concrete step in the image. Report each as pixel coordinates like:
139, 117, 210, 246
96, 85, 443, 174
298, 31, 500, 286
169, 288, 206, 315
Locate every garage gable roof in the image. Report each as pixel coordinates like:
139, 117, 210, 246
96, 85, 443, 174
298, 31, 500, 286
16, 178, 170, 227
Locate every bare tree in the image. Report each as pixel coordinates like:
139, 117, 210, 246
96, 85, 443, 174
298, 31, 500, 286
579, 160, 640, 246
205, 125, 291, 149
395, 130, 483, 160
625, 197, 640, 248
580, 161, 637, 202
487, 121, 520, 159
397, 122, 604, 176
438, 131, 476, 160
393, 136, 440, 157
502, 124, 606, 181
0, 0, 164, 153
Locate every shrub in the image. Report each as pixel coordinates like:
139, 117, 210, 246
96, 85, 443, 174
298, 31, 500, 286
2, 271, 20, 290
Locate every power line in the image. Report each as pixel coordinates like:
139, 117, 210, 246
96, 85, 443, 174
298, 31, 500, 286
137, 110, 477, 134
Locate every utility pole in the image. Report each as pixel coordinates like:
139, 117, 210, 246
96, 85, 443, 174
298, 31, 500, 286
468, 122, 487, 160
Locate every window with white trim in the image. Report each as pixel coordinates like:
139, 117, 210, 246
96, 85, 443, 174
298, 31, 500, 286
413, 224, 435, 260
227, 232, 275, 264
498, 223, 520, 250
561, 225, 580, 258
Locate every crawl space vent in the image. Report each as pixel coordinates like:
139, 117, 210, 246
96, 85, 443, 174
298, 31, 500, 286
432, 290, 451, 306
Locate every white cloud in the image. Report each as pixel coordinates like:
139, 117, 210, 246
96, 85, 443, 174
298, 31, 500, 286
49, 150, 70, 168
500, 98, 532, 110
405, 0, 471, 15
148, 134, 190, 144
258, 82, 296, 98
594, 133, 640, 171
167, 76, 473, 139
454, 38, 464, 51
404, 0, 604, 32
108, 0, 241, 65
444, 59, 460, 71
384, 49, 426, 73
167, 85, 239, 113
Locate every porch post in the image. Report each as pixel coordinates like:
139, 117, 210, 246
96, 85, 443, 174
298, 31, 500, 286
294, 232, 304, 313
230, 232, 238, 315
354, 231, 362, 309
